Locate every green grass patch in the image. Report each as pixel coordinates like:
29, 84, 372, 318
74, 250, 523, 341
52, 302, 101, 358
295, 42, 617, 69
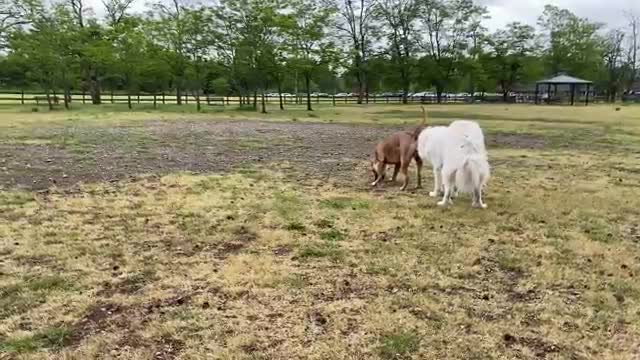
378, 331, 421, 359
296, 243, 344, 262
0, 327, 72, 353
0, 275, 74, 320
285, 221, 306, 232
0, 191, 35, 206
319, 197, 370, 210
272, 192, 306, 220
320, 228, 346, 242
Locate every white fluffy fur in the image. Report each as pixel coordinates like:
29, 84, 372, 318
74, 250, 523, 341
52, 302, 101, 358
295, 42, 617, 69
417, 120, 490, 208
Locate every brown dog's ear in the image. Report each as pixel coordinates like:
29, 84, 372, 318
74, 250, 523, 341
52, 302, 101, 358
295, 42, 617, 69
420, 106, 428, 125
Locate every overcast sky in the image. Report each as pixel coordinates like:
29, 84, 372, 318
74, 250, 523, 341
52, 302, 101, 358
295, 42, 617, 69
479, 0, 640, 31
86, 0, 640, 32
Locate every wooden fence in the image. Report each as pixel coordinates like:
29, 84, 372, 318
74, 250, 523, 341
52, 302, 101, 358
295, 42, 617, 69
0, 91, 508, 106
0, 91, 615, 106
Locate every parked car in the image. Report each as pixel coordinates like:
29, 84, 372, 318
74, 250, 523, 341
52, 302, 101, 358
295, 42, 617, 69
334, 92, 349, 97
412, 91, 435, 98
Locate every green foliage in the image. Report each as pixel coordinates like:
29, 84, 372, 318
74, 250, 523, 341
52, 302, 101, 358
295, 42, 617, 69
0, 0, 634, 103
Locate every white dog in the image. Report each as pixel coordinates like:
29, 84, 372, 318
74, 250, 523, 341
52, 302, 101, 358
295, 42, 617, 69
417, 120, 490, 208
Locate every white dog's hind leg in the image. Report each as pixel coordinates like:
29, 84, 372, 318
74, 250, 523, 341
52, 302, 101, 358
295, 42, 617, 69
472, 187, 487, 209
437, 171, 455, 206
429, 167, 441, 197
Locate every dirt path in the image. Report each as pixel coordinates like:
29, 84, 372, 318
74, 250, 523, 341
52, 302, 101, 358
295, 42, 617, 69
0, 119, 544, 191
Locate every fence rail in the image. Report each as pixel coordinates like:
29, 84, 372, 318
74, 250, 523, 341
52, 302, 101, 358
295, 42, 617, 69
0, 91, 619, 106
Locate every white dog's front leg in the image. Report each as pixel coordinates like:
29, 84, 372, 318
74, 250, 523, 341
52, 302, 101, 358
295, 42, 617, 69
429, 167, 441, 197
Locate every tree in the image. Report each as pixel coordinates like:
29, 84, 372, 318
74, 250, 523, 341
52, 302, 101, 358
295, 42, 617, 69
9, 4, 79, 109
375, 0, 419, 103
111, 17, 147, 108
418, 0, 487, 102
181, 7, 214, 111
625, 11, 639, 91
602, 29, 625, 102
148, 0, 191, 105
0, 0, 41, 48
335, 0, 378, 103
102, 0, 135, 26
538, 5, 604, 80
286, 0, 337, 111
487, 22, 537, 101
213, 0, 288, 111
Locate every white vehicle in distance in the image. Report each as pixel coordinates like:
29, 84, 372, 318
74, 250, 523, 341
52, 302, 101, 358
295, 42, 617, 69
334, 93, 349, 97
412, 91, 435, 98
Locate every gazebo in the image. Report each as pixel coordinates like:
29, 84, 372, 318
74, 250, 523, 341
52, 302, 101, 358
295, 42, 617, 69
535, 74, 593, 105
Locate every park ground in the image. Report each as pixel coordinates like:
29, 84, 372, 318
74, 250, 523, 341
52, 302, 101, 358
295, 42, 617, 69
1, 103, 640, 359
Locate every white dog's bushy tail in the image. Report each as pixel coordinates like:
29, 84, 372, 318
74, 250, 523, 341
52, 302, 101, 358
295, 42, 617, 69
455, 137, 490, 193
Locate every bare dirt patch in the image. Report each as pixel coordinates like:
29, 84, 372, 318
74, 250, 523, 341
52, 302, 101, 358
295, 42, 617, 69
488, 133, 546, 149
1, 119, 553, 191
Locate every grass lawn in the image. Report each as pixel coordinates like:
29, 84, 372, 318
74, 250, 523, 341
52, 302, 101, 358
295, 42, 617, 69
1, 104, 639, 359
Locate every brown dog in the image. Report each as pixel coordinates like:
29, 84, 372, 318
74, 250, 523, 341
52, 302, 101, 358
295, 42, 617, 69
370, 107, 427, 190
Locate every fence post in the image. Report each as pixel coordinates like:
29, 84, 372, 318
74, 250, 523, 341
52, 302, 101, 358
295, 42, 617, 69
137, 93, 140, 104
111, 90, 114, 104
185, 93, 188, 105
162, 92, 165, 104
332, 95, 336, 106
82, 91, 86, 104
206, 95, 210, 105
153, 94, 157, 108
21, 90, 24, 105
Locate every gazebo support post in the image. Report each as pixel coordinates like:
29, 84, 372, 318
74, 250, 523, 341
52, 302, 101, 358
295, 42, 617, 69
570, 84, 575, 106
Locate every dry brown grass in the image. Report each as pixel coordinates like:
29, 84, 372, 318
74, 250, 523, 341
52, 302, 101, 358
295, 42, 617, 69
1, 104, 640, 359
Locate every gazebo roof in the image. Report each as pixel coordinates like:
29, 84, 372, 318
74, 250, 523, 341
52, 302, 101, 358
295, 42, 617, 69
536, 74, 593, 84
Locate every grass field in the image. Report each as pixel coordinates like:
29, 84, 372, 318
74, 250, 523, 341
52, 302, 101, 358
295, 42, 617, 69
1, 104, 640, 359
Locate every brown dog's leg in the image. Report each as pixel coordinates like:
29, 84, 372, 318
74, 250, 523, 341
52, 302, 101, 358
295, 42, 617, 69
371, 161, 386, 186
415, 155, 423, 189
390, 164, 400, 182
399, 160, 410, 191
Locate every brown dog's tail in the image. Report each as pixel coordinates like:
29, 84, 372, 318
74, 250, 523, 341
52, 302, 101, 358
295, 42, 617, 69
410, 106, 428, 139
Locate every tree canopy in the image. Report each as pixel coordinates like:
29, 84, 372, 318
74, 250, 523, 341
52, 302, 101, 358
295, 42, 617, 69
0, 0, 637, 108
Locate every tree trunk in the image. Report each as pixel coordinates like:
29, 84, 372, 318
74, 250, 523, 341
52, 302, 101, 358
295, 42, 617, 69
86, 67, 101, 105
402, 73, 409, 104
253, 90, 258, 110
128, 94, 132, 110
356, 69, 364, 105
503, 91, 509, 103
436, 86, 443, 104
278, 82, 284, 110
176, 86, 183, 105
261, 91, 267, 114
305, 74, 312, 111
46, 89, 53, 111
64, 88, 71, 110
196, 91, 201, 112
